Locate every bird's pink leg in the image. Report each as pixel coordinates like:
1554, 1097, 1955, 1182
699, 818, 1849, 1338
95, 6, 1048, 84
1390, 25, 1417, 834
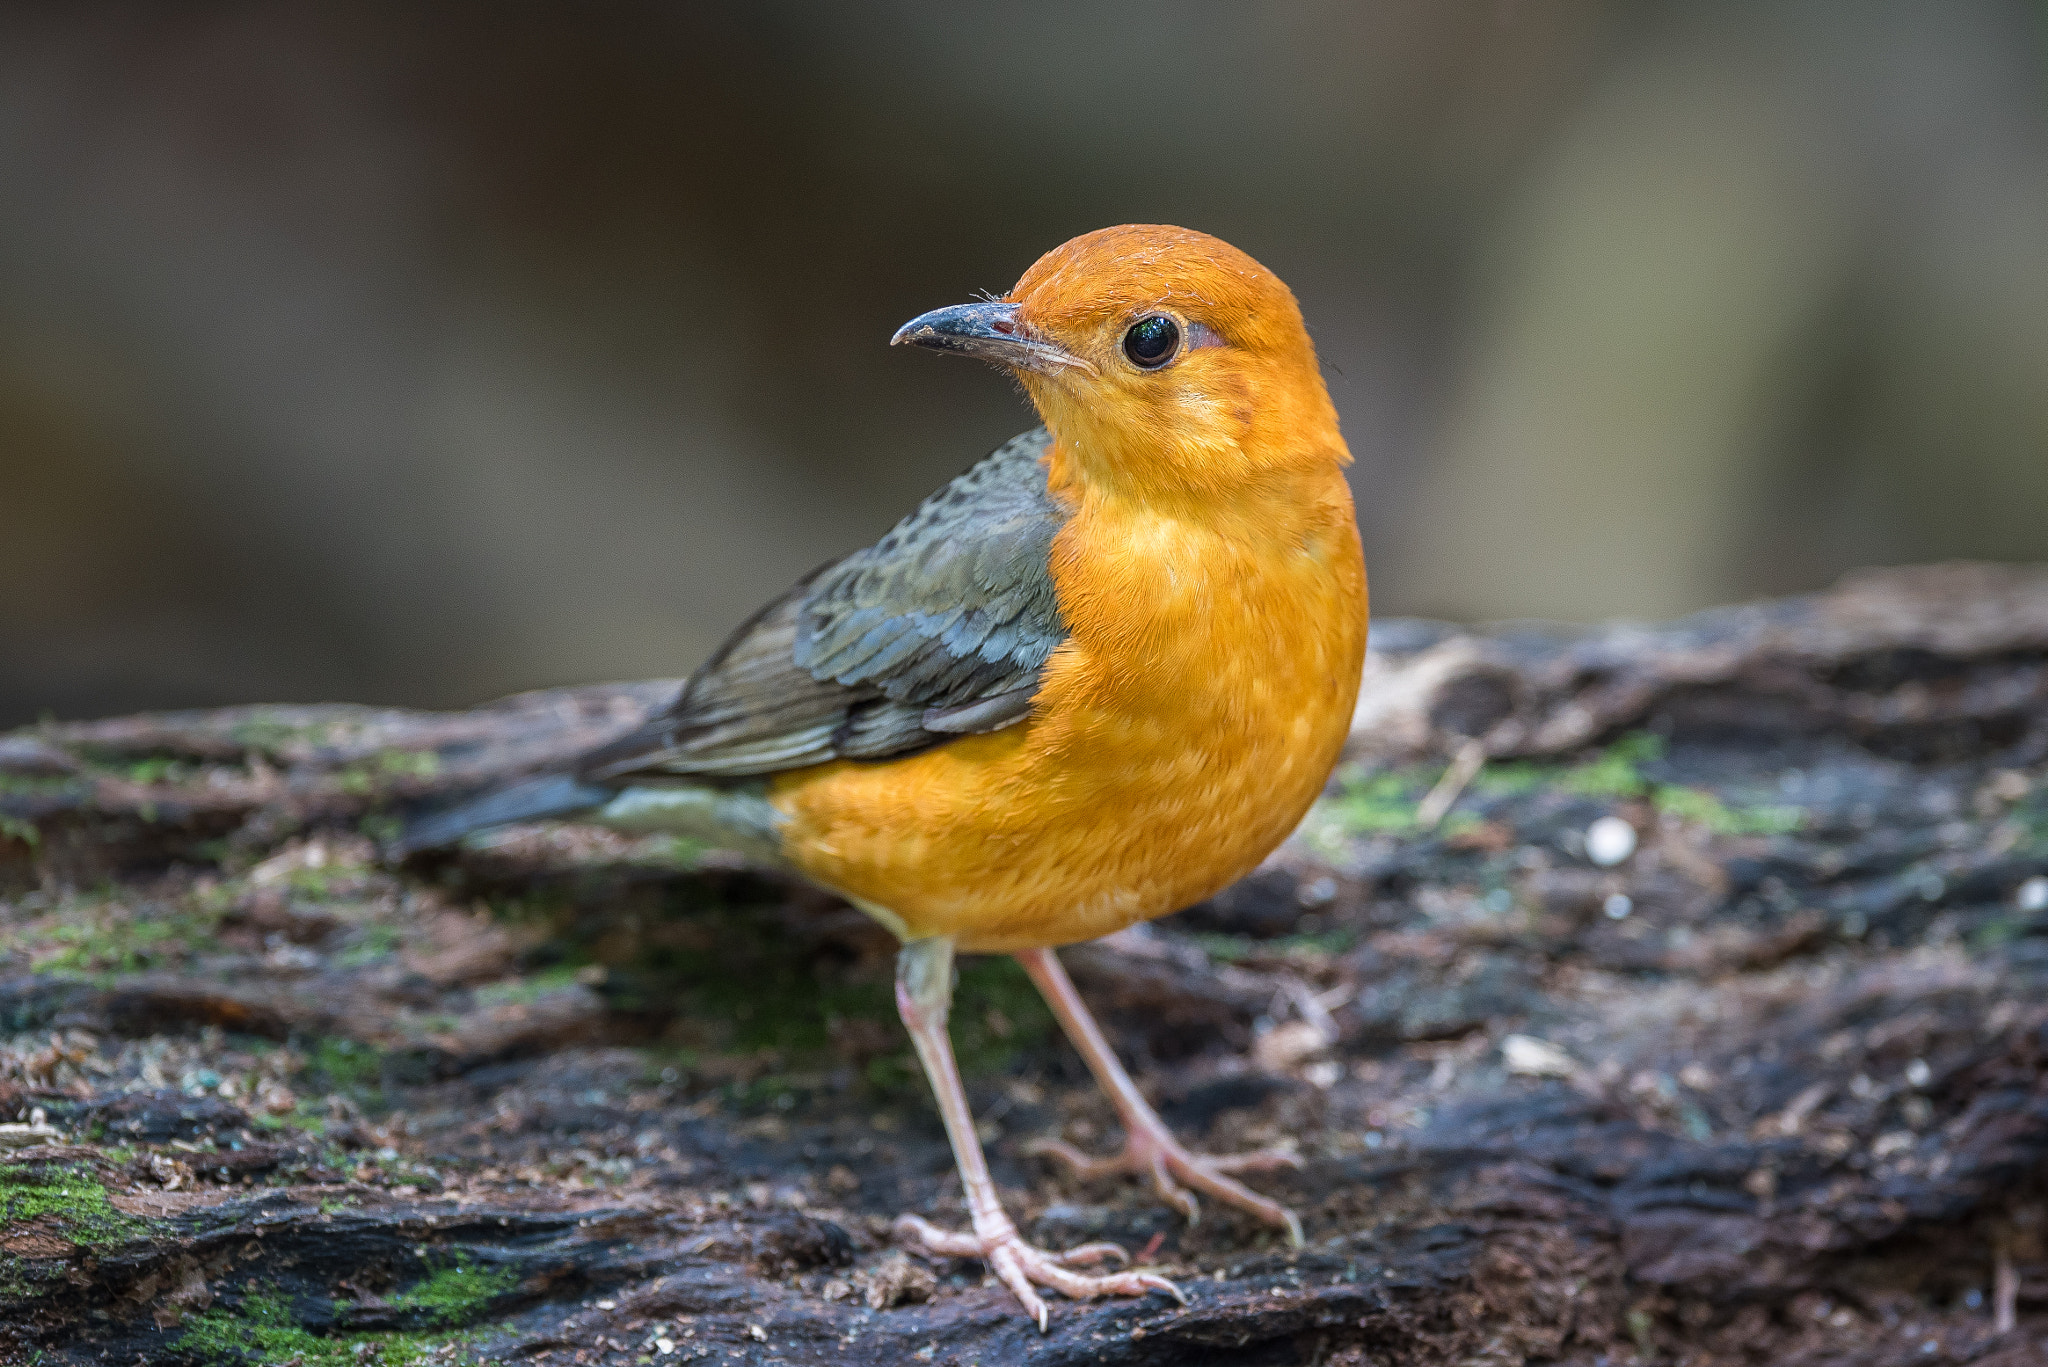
1016, 946, 1304, 1245
890, 937, 1184, 1331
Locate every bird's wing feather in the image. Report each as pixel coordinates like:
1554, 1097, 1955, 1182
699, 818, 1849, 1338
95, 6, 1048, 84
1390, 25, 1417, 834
580, 429, 1067, 782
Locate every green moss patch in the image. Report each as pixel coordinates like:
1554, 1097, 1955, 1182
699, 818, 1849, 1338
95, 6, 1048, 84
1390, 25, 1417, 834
0, 772, 78, 799
303, 1037, 388, 1096
1308, 732, 1808, 848
2009, 791, 2048, 855
1556, 731, 1664, 798
177, 1287, 482, 1366
0, 1163, 149, 1248
1652, 784, 1805, 836
1325, 768, 1430, 834
470, 966, 589, 1008
19, 887, 231, 979
381, 1254, 520, 1326
485, 875, 1058, 1098
335, 922, 402, 968
179, 1254, 515, 1363
335, 749, 442, 797
672, 938, 1052, 1098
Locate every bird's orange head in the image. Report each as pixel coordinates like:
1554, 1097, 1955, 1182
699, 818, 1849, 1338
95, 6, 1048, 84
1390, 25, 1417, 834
893, 225, 1348, 502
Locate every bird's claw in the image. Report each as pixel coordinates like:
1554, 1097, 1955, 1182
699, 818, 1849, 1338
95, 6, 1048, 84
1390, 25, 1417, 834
892, 1213, 1184, 1332
1027, 1133, 1305, 1246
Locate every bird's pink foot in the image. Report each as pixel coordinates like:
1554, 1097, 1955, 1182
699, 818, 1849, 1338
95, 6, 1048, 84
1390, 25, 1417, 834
1028, 1129, 1305, 1245
892, 1213, 1184, 1332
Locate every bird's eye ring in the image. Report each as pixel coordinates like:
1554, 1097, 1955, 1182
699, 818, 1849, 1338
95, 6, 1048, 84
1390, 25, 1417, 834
1122, 315, 1180, 370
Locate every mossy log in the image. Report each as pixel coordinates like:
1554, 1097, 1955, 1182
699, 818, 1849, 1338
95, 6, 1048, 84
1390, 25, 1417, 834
3, 563, 2047, 1365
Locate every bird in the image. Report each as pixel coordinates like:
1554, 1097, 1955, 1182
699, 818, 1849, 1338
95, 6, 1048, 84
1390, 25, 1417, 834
397, 224, 1368, 1329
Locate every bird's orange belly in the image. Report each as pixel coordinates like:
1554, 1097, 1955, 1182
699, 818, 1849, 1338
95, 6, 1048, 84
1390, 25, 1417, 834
768, 550, 1365, 953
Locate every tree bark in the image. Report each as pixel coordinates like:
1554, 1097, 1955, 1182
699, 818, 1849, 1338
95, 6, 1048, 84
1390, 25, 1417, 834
3, 563, 2045, 1365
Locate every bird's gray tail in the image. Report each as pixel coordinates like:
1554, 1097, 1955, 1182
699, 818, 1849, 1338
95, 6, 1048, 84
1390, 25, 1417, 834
391, 773, 614, 858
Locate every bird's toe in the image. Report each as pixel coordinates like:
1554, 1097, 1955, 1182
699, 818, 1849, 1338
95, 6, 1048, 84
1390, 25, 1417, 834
890, 1215, 1182, 1330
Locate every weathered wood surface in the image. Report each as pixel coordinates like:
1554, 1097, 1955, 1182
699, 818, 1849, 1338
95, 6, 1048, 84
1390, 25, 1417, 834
2, 562, 2046, 1365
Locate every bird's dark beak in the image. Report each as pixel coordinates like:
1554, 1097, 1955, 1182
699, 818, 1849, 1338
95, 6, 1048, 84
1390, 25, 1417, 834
890, 300, 1096, 377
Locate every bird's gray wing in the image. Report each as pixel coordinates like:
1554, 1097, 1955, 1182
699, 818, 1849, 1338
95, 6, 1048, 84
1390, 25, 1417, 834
580, 428, 1068, 782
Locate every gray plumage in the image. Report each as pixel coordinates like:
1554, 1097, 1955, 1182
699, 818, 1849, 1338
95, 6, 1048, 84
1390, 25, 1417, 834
579, 427, 1069, 783
398, 428, 1071, 856
391, 773, 616, 857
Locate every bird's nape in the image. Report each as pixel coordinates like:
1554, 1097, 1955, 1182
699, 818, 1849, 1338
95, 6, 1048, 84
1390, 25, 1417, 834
391, 224, 1363, 1330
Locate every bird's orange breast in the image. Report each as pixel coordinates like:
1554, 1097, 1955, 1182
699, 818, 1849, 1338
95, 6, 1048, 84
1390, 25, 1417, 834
767, 461, 1366, 954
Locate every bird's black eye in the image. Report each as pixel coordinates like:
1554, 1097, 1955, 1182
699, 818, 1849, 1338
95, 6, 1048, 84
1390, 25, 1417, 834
1122, 315, 1180, 369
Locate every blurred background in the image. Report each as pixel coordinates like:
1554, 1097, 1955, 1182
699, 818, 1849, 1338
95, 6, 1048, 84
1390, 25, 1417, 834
3, 2, 2046, 729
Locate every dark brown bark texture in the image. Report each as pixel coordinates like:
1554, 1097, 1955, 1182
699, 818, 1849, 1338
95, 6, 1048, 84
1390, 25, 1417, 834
3, 562, 2046, 1366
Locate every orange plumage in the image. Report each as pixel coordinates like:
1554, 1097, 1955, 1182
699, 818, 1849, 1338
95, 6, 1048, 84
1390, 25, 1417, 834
771, 225, 1366, 952
400, 224, 1367, 1326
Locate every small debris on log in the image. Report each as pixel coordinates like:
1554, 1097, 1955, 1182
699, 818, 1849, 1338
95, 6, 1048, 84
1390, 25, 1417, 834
2, 563, 2045, 1364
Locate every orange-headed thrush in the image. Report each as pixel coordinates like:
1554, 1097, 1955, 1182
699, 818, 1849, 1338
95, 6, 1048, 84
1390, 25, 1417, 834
401, 225, 1368, 1327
